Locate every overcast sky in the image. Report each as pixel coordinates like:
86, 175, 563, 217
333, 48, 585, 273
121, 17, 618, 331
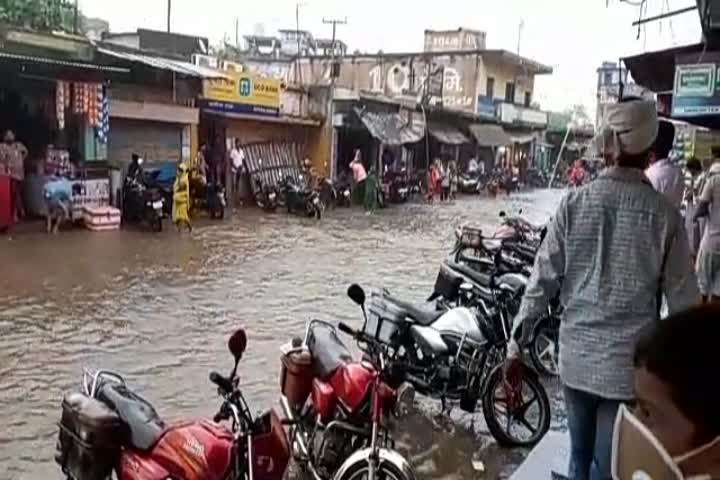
78, 0, 701, 115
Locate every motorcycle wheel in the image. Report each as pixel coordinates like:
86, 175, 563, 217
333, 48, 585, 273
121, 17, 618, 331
334, 459, 411, 480
315, 205, 322, 219
529, 317, 560, 377
481, 363, 550, 447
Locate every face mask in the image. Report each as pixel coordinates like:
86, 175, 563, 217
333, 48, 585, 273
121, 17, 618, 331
612, 405, 717, 480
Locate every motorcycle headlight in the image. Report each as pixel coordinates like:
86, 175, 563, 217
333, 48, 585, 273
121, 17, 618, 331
394, 382, 415, 418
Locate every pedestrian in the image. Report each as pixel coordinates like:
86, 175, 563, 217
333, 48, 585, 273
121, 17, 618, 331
504, 98, 699, 480
440, 160, 450, 201
350, 150, 367, 206
0, 130, 28, 221
43, 175, 71, 234
364, 166, 377, 213
229, 139, 245, 207
684, 157, 706, 261
692, 150, 720, 303
432, 158, 443, 201
631, 304, 720, 478
645, 121, 684, 209
172, 163, 192, 232
449, 161, 458, 201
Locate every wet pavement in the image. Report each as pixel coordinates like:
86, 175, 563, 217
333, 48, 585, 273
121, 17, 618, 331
0, 189, 566, 480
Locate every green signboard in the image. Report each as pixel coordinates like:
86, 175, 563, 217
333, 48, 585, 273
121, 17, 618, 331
672, 64, 720, 117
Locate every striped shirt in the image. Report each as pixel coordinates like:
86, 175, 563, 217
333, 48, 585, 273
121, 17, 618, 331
515, 167, 699, 399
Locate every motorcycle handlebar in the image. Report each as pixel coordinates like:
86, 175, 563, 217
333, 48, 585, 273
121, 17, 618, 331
209, 371, 234, 393
338, 322, 355, 336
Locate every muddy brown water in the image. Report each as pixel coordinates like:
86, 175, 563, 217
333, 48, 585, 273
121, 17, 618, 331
0, 190, 566, 480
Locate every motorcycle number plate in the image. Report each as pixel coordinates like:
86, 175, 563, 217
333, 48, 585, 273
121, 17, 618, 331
152, 201, 163, 209
313, 197, 320, 205
343, 191, 350, 197
269, 193, 276, 199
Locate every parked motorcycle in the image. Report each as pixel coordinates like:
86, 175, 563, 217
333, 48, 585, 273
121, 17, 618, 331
121, 176, 165, 232
55, 328, 291, 480
280, 175, 323, 219
384, 171, 410, 204
279, 318, 416, 480
349, 283, 551, 447
254, 177, 279, 212
335, 179, 352, 207
458, 172, 481, 194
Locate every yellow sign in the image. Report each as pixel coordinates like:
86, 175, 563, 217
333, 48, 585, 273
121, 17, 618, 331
202, 73, 280, 115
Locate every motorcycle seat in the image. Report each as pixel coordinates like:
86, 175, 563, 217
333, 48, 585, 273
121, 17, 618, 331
448, 261, 493, 289
97, 382, 167, 451
307, 324, 353, 380
481, 239, 504, 252
383, 293, 443, 326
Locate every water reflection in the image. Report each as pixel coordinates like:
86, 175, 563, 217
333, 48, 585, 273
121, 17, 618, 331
0, 190, 564, 479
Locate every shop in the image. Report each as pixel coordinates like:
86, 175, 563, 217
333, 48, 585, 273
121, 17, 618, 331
199, 72, 320, 199
468, 123, 512, 173
0, 30, 130, 225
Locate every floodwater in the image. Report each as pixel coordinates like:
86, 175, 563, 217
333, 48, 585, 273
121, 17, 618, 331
0, 190, 566, 480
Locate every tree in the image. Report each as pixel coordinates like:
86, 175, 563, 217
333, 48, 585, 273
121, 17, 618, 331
0, 0, 78, 33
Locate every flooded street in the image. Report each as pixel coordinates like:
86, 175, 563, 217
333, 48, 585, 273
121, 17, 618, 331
0, 190, 565, 480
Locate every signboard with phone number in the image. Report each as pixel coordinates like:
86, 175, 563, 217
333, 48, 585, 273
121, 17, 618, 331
672, 64, 720, 117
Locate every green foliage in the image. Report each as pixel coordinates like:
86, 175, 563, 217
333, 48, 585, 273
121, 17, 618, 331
0, 0, 78, 32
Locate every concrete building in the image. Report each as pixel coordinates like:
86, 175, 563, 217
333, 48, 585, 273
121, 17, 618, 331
596, 61, 652, 127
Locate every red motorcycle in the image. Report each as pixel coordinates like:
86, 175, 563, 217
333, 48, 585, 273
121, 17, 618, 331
279, 313, 416, 480
56, 328, 290, 480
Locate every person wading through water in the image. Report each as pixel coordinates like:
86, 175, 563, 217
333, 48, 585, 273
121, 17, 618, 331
504, 97, 699, 480
172, 163, 192, 232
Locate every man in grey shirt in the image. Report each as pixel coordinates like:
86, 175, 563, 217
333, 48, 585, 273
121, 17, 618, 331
506, 98, 699, 480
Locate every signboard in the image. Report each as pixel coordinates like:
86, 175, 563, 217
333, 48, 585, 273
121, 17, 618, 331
476, 95, 497, 119
202, 73, 280, 117
672, 64, 720, 117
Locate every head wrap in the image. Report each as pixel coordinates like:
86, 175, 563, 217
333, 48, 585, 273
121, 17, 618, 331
594, 99, 659, 162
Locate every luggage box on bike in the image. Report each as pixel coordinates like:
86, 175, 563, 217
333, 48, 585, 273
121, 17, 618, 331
56, 391, 123, 480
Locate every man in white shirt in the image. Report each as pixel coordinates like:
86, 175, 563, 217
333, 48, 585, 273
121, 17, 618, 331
645, 121, 684, 209
229, 139, 245, 206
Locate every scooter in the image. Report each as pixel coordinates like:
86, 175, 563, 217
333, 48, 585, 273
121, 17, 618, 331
55, 328, 291, 480
279, 317, 416, 480
121, 177, 164, 232
280, 175, 323, 219
254, 177, 278, 212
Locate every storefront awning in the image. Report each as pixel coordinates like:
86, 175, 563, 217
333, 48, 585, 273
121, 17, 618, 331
354, 108, 424, 146
427, 122, 468, 145
98, 48, 227, 78
468, 124, 511, 147
510, 134, 535, 144
0, 51, 129, 73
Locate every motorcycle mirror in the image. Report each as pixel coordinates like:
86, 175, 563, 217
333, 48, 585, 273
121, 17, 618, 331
347, 284, 366, 307
499, 210, 506, 217
228, 329, 247, 361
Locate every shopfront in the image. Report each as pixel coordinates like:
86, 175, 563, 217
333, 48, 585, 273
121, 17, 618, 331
0, 36, 129, 223
199, 73, 319, 200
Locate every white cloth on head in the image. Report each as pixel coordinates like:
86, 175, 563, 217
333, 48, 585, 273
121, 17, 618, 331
594, 100, 659, 161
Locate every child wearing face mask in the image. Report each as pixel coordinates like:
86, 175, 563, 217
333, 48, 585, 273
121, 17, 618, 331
631, 304, 720, 479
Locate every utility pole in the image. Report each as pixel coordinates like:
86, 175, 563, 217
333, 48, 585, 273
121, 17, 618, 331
295, 3, 304, 84
235, 18, 239, 50
516, 19, 524, 56
167, 0, 171, 33
321, 16, 346, 180
322, 17, 347, 83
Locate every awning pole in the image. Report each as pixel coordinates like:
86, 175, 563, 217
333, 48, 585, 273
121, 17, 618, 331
548, 122, 572, 188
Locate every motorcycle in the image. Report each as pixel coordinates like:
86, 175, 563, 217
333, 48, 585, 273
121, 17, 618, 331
350, 283, 551, 447
384, 171, 410, 204
279, 317, 416, 480
55, 328, 291, 480
280, 175, 323, 219
254, 177, 278, 212
121, 176, 165, 232
458, 172, 481, 194
335, 180, 352, 207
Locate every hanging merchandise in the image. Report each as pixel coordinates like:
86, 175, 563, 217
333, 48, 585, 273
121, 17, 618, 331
56, 81, 66, 130
97, 86, 109, 144
63, 82, 71, 108
72, 82, 82, 114
83, 83, 91, 115
87, 84, 98, 127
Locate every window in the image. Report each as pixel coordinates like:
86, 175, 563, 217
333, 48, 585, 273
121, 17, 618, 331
505, 82, 516, 103
524, 91, 532, 107
486, 77, 495, 98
